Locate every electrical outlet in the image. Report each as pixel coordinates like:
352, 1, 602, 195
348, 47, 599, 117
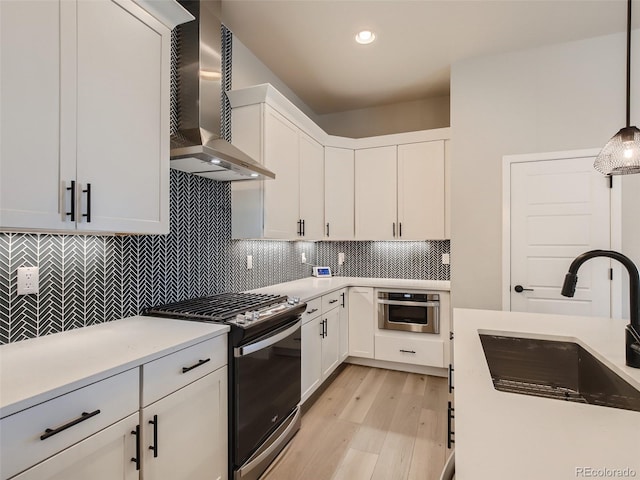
301, 252, 307, 264
247, 255, 253, 270
338, 252, 345, 265
17, 266, 39, 295
442, 253, 450, 265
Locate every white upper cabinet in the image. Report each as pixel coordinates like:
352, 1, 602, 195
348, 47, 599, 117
0, 0, 175, 234
230, 99, 325, 239
355, 146, 398, 240
397, 141, 446, 240
324, 147, 354, 240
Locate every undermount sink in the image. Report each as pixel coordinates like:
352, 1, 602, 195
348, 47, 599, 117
479, 334, 640, 413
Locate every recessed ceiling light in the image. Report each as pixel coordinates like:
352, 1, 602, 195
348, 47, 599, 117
210, 159, 221, 164
355, 30, 375, 45
250, 173, 259, 177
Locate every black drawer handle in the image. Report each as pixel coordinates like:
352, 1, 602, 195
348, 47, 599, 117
307, 308, 318, 314
131, 425, 140, 470
40, 409, 101, 440
448, 364, 454, 393
82, 183, 91, 223
328, 299, 338, 304
66, 180, 76, 221
149, 415, 158, 457
447, 401, 455, 449
182, 358, 211, 373
399, 349, 416, 354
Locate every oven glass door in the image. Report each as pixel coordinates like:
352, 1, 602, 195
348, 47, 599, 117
233, 320, 301, 467
387, 304, 432, 325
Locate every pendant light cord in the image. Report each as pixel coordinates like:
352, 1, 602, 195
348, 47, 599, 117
627, 0, 632, 128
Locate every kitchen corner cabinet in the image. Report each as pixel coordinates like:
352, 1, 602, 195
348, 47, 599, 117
324, 148, 355, 239
231, 104, 324, 239
0, 0, 171, 234
348, 287, 375, 359
355, 140, 446, 240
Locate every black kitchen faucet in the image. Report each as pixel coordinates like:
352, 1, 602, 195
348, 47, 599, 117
561, 249, 640, 368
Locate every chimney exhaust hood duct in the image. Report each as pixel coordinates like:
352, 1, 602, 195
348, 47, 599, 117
170, 1, 275, 181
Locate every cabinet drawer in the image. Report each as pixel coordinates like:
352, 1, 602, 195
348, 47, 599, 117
374, 334, 444, 367
0, 368, 138, 479
302, 297, 322, 324
321, 290, 343, 312
142, 336, 227, 407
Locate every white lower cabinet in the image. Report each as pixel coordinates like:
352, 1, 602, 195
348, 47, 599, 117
320, 308, 340, 379
11, 413, 139, 480
301, 314, 323, 403
348, 287, 375, 359
374, 333, 444, 368
338, 290, 349, 361
141, 367, 228, 480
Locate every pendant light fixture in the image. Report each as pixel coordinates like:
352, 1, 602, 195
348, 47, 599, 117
594, 0, 640, 175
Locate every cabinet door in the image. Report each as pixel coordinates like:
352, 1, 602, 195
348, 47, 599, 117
0, 0, 72, 230
301, 316, 323, 403
12, 414, 138, 480
263, 106, 300, 238
321, 308, 340, 379
338, 290, 349, 361
299, 132, 324, 239
355, 146, 397, 240
348, 287, 374, 359
397, 141, 445, 240
142, 367, 228, 480
75, 0, 169, 234
324, 148, 355, 239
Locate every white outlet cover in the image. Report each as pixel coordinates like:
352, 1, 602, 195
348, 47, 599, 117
442, 253, 450, 265
17, 266, 39, 295
247, 255, 253, 270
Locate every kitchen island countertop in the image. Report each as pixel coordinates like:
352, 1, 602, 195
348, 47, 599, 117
454, 308, 640, 479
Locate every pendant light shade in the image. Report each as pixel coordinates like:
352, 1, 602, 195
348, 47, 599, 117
593, 0, 640, 175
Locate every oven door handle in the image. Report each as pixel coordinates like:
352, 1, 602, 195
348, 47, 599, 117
234, 320, 302, 358
377, 300, 440, 308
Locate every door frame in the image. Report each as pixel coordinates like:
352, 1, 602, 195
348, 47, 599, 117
501, 148, 623, 316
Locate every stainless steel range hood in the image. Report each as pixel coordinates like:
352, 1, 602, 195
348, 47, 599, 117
170, 1, 274, 181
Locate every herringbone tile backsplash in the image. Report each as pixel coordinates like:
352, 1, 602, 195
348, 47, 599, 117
0, 170, 449, 344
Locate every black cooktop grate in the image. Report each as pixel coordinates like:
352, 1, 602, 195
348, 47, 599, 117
146, 292, 287, 322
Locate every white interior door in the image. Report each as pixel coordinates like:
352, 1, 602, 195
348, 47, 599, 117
509, 156, 613, 317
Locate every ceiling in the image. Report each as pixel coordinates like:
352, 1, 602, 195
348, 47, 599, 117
220, 0, 636, 115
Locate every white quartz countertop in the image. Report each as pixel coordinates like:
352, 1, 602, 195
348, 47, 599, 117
454, 308, 640, 479
0, 316, 229, 418
248, 276, 450, 301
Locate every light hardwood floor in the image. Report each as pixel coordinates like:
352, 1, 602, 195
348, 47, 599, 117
262, 365, 451, 480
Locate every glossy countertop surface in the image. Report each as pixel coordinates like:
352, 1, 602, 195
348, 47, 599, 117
0, 316, 229, 418
454, 308, 640, 479
249, 276, 450, 301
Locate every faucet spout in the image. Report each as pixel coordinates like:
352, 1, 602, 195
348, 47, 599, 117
561, 249, 640, 368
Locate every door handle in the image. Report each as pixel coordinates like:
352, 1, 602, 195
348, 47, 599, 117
514, 285, 534, 293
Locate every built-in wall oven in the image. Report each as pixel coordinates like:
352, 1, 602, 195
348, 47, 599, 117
377, 291, 440, 334
146, 293, 305, 480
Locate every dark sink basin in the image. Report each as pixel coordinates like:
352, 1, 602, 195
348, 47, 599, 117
479, 334, 640, 412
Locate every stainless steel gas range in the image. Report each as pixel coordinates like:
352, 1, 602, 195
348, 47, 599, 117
146, 292, 305, 480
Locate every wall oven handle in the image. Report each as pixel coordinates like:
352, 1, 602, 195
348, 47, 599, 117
377, 299, 440, 308
234, 320, 302, 358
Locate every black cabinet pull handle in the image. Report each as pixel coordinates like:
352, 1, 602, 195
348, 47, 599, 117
399, 349, 416, 354
449, 331, 454, 340
149, 414, 158, 457
131, 424, 140, 470
66, 180, 76, 221
302, 219, 305, 236
306, 308, 318, 314
319, 320, 324, 338
393, 222, 396, 237
514, 285, 534, 293
448, 364, 454, 393
40, 409, 101, 440
329, 299, 338, 304
326, 223, 330, 237
82, 183, 91, 223
340, 292, 345, 307
447, 401, 455, 449
182, 358, 210, 373
399, 222, 402, 237
323, 319, 327, 337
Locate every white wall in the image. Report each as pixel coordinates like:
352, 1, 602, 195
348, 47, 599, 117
316, 96, 450, 138
450, 30, 640, 311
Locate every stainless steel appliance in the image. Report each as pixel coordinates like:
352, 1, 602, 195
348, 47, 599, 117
146, 292, 305, 480
377, 291, 440, 334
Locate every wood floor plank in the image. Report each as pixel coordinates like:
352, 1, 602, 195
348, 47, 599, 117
369, 392, 423, 480
423, 375, 448, 412
407, 408, 448, 480
331, 448, 379, 480
308, 367, 369, 420
402, 373, 428, 396
339, 367, 388, 424
350, 369, 408, 454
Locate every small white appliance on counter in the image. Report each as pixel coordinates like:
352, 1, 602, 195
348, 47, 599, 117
312, 267, 332, 277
